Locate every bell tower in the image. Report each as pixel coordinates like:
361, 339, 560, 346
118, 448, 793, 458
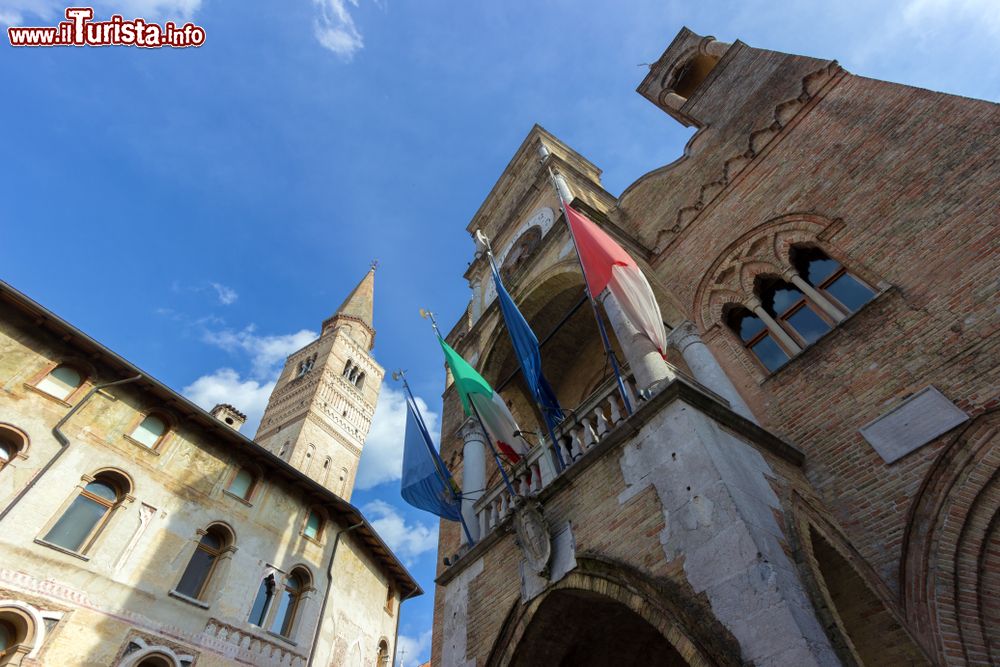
254, 266, 383, 500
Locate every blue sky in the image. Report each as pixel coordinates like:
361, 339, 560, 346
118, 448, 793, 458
1, 0, 996, 663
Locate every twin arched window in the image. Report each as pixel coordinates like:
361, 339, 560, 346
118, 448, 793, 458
728, 248, 875, 373
296, 354, 317, 378
342, 360, 365, 389
248, 569, 310, 638
34, 364, 85, 401
175, 524, 233, 601
41, 470, 130, 554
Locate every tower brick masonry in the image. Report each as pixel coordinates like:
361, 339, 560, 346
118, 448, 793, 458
255, 267, 384, 500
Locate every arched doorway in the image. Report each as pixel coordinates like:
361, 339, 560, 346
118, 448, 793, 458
809, 527, 927, 666
510, 589, 688, 666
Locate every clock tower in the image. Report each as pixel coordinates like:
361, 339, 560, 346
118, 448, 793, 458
254, 267, 383, 500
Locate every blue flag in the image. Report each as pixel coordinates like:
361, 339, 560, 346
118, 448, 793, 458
400, 397, 462, 522
491, 262, 564, 430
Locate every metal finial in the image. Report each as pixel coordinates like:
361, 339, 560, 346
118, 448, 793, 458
419, 308, 441, 335
370, 259, 379, 271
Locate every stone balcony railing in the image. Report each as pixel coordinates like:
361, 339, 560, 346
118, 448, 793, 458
201, 618, 307, 666
473, 371, 646, 538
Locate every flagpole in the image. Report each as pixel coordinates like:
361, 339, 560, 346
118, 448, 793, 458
395, 370, 476, 545
480, 241, 567, 472
421, 310, 521, 500
545, 166, 634, 415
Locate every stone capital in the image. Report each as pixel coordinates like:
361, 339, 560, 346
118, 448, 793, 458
666, 320, 703, 353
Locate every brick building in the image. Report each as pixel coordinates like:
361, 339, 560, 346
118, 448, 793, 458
0, 269, 418, 666
429, 28, 998, 666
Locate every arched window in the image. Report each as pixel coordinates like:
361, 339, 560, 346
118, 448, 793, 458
248, 573, 276, 627
354, 372, 365, 389
136, 655, 175, 667
0, 605, 37, 665
42, 470, 130, 554
0, 427, 26, 473
269, 569, 309, 638
759, 277, 833, 347
302, 508, 323, 541
343, 360, 354, 377
792, 247, 875, 316
34, 364, 84, 401
225, 467, 257, 501
727, 306, 789, 372
175, 524, 232, 600
130, 413, 168, 449
376, 640, 389, 667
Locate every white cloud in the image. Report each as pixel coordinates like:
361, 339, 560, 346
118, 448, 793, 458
356, 386, 440, 491
202, 325, 317, 379
312, 0, 368, 60
183, 324, 315, 433
182, 368, 274, 434
396, 630, 432, 666
362, 499, 437, 566
209, 282, 239, 306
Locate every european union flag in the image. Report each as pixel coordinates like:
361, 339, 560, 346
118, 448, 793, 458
400, 397, 462, 522
491, 262, 564, 430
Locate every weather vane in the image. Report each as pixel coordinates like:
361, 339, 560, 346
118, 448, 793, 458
370, 258, 379, 271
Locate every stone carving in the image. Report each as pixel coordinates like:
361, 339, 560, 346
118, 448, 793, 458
513, 500, 552, 578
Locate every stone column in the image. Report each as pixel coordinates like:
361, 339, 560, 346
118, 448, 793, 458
668, 321, 757, 423
601, 292, 676, 396
459, 419, 486, 544
784, 269, 845, 323
749, 297, 801, 354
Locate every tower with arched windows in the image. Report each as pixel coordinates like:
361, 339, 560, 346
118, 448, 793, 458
254, 267, 383, 500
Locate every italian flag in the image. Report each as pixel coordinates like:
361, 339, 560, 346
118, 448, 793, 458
564, 204, 669, 356
439, 337, 529, 463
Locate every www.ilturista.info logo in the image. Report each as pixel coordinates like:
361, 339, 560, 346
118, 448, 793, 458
8, 7, 205, 48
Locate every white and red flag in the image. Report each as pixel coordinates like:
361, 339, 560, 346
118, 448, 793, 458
563, 204, 669, 356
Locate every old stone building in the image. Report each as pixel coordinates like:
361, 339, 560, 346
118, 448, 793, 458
430, 28, 998, 666
0, 269, 419, 666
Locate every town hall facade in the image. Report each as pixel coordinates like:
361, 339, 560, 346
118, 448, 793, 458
429, 28, 998, 666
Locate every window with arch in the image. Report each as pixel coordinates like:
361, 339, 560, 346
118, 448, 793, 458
384, 585, 394, 616
248, 573, 276, 627
296, 354, 316, 378
269, 568, 309, 638
791, 246, 875, 316
129, 413, 169, 450
175, 524, 233, 601
0, 604, 37, 665
34, 364, 84, 401
759, 277, 833, 347
225, 467, 258, 502
376, 639, 389, 667
41, 470, 130, 554
302, 507, 324, 541
727, 307, 789, 372
135, 655, 175, 667
0, 426, 26, 473
342, 360, 365, 389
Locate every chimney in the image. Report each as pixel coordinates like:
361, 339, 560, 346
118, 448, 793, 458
210, 404, 247, 432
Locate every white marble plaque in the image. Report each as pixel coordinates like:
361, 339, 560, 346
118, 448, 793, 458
859, 386, 968, 463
